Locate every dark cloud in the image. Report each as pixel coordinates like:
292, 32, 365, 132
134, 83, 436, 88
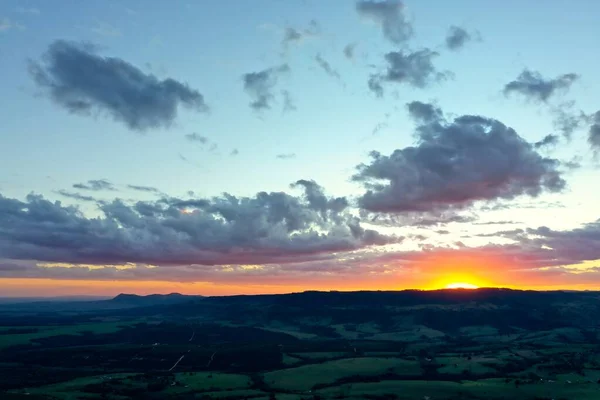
445, 26, 472, 51
242, 64, 290, 111
588, 111, 600, 151
29, 40, 208, 131
185, 133, 209, 144
479, 200, 565, 212
276, 153, 296, 160
0, 183, 395, 266
355, 0, 413, 44
503, 69, 579, 103
476, 228, 525, 238
56, 190, 97, 202
353, 109, 566, 213
368, 49, 448, 96
73, 179, 116, 192
364, 210, 477, 227
126, 185, 162, 195
534, 134, 560, 149
406, 101, 443, 123
343, 43, 357, 60
518, 221, 600, 268
315, 54, 341, 80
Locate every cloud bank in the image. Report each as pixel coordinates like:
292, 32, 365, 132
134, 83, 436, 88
0, 181, 395, 267
353, 104, 565, 213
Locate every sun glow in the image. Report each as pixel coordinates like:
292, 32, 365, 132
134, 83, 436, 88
445, 282, 480, 289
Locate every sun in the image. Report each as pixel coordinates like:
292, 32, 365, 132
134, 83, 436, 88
445, 282, 479, 289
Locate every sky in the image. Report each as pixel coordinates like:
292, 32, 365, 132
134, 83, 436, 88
1, 0, 600, 297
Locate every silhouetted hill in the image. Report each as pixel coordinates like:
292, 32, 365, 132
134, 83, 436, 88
111, 292, 201, 306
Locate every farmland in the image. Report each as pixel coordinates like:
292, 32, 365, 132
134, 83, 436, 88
2, 289, 600, 399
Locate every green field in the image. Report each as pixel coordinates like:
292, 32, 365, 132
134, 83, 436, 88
0, 321, 137, 349
265, 357, 421, 391
4, 289, 600, 399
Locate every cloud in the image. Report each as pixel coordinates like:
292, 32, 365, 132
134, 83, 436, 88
353, 108, 566, 213
283, 27, 302, 46
126, 185, 163, 195
281, 20, 320, 48
276, 153, 296, 160
0, 17, 24, 32
185, 132, 209, 144
368, 49, 448, 96
533, 134, 559, 149
230, 149, 239, 156
406, 101, 443, 123
372, 122, 388, 135
343, 43, 357, 60
551, 102, 589, 139
589, 111, 600, 151
503, 69, 579, 103
355, 0, 413, 44
0, 183, 395, 267
282, 90, 297, 112
503, 221, 600, 269
445, 26, 472, 51
29, 40, 208, 131
315, 54, 341, 80
368, 76, 384, 97
73, 179, 116, 192
364, 210, 477, 227
56, 190, 97, 202
242, 64, 290, 111
185, 133, 217, 152
474, 220, 519, 226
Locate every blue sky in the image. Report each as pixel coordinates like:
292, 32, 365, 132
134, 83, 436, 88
1, 0, 600, 295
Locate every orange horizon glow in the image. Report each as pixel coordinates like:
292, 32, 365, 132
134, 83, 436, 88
1, 277, 599, 298
3, 252, 600, 297
445, 282, 479, 289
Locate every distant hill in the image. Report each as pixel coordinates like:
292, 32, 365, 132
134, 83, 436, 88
110, 293, 202, 306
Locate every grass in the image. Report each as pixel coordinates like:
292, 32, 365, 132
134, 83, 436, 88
282, 353, 303, 365
292, 352, 348, 360
459, 325, 499, 337
264, 357, 421, 391
255, 326, 317, 340
171, 371, 252, 392
317, 378, 600, 400
436, 355, 501, 375
366, 326, 445, 341
199, 389, 266, 399
14, 373, 137, 400
0, 321, 135, 349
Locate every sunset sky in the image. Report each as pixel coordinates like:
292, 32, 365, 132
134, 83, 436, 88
1, 0, 600, 297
